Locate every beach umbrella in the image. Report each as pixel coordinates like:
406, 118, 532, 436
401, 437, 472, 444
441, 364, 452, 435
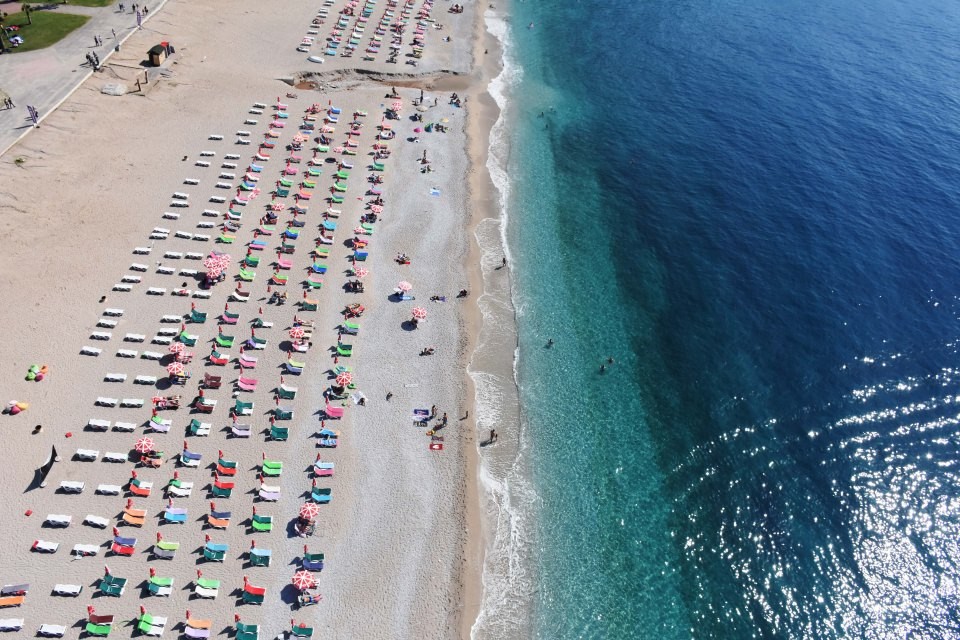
370, 205, 383, 214
353, 267, 369, 279
391, 100, 403, 111
291, 570, 316, 591
335, 371, 353, 387
168, 342, 185, 354
166, 362, 185, 376
203, 256, 220, 270
397, 281, 412, 292
134, 437, 155, 454
411, 307, 428, 320
215, 254, 232, 269
299, 502, 321, 520
289, 327, 306, 341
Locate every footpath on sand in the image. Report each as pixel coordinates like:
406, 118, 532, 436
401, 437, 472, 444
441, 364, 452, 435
0, 0, 169, 158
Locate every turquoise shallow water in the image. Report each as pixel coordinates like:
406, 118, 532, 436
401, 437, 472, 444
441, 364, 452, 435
487, 0, 960, 637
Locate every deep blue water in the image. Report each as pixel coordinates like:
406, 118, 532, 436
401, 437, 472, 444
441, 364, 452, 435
499, 0, 960, 637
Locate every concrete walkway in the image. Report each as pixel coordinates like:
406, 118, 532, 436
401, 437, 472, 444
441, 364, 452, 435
0, 0, 168, 157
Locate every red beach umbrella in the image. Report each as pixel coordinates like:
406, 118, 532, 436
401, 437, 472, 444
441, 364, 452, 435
335, 371, 353, 387
134, 437, 155, 454
289, 327, 306, 340
353, 267, 369, 279
168, 342, 185, 354
411, 307, 428, 320
166, 362, 185, 376
299, 502, 321, 520
291, 570, 316, 591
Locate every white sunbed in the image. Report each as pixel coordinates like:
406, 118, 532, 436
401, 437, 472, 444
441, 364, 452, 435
193, 234, 211, 242
167, 481, 193, 498
80, 346, 103, 356
104, 373, 126, 382
87, 419, 110, 431
52, 584, 82, 597
120, 398, 144, 408
209, 196, 227, 203
83, 514, 109, 528
200, 150, 216, 157
103, 452, 127, 463
124, 333, 146, 342
130, 263, 149, 272
97, 319, 118, 328
113, 422, 137, 432
172, 191, 189, 199
147, 287, 167, 295
121, 275, 142, 284
209, 134, 223, 140
38, 624, 66, 637
185, 252, 204, 260
223, 160, 239, 167
133, 247, 152, 255
202, 209, 221, 217
96, 484, 122, 496
184, 178, 200, 185
72, 544, 99, 557
45, 514, 72, 527
195, 160, 210, 167
59, 481, 84, 493
95, 397, 118, 407
174, 231, 193, 240
191, 422, 211, 436
74, 449, 99, 461
149, 232, 168, 240
52, 584, 81, 596
151, 336, 173, 345
0, 619, 23, 632
103, 308, 124, 316
32, 540, 59, 553
135, 375, 158, 385
116, 349, 138, 358
91, 332, 112, 341
113, 284, 133, 292
143, 617, 167, 636
193, 291, 212, 299
141, 351, 164, 360
161, 314, 182, 323
156, 328, 179, 336
157, 266, 176, 274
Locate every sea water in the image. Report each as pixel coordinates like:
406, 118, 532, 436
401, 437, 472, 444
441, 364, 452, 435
475, 0, 960, 638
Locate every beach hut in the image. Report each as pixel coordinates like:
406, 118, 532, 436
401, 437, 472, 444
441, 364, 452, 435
148, 45, 166, 67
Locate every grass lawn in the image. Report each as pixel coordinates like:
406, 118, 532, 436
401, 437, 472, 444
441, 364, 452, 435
1, 10, 89, 52
25, 0, 113, 6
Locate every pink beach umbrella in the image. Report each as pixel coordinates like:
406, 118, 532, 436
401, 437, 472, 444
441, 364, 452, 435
166, 362, 185, 376
411, 307, 428, 320
299, 502, 321, 520
134, 437, 155, 454
289, 327, 306, 341
292, 570, 316, 591
353, 267, 369, 279
335, 371, 353, 387
396, 281, 412, 292
391, 100, 403, 111
203, 256, 221, 270
168, 342, 185, 354
369, 205, 383, 214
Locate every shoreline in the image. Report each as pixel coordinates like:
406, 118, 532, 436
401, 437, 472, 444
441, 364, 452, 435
459, 2, 505, 637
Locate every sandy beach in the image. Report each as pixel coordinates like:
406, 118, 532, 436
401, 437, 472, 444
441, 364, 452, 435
0, 0, 504, 635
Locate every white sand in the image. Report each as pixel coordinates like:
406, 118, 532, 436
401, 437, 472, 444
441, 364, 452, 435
0, 0, 482, 636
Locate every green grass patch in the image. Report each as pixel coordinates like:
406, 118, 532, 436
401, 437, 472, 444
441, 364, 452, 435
1, 10, 90, 52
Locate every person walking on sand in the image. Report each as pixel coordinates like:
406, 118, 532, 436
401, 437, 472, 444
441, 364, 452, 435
489, 429, 497, 443
431, 404, 437, 418
386, 391, 393, 401
441, 412, 448, 426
